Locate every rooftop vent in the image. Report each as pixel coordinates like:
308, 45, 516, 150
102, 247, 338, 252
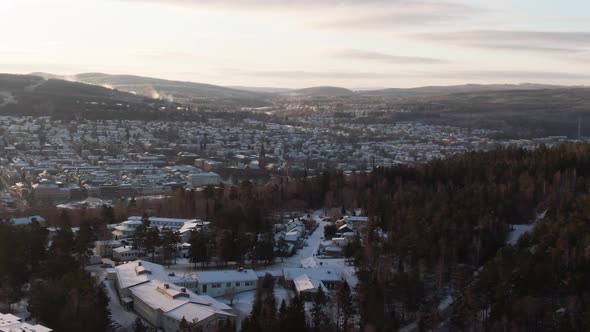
164, 283, 169, 289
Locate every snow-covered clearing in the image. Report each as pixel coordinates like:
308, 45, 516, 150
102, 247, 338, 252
506, 209, 547, 245
0, 91, 17, 107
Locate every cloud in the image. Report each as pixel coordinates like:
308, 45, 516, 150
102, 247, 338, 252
333, 49, 447, 64
415, 30, 590, 54
224, 69, 400, 79
221, 68, 590, 81
438, 70, 590, 80
317, 2, 486, 29
115, 0, 486, 27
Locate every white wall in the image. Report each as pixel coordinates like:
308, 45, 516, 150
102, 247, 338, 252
197, 280, 257, 298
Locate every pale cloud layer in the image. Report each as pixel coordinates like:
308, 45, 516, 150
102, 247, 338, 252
1, 0, 589, 88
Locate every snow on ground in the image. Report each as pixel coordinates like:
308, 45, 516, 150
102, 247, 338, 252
438, 294, 454, 312
104, 280, 141, 329
264, 210, 358, 287
506, 209, 547, 245
0, 91, 17, 107
280, 211, 327, 268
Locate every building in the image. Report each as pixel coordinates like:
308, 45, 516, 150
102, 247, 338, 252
112, 219, 143, 239
282, 267, 344, 299
345, 216, 368, 231
187, 172, 221, 187
292, 274, 326, 301
112, 246, 145, 261
194, 269, 258, 298
31, 180, 70, 202
112, 261, 235, 332
0, 312, 52, 332
95, 240, 122, 257
112, 216, 209, 240
9, 215, 46, 226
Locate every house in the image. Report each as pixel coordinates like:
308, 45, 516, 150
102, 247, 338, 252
112, 219, 143, 239
324, 246, 343, 257
95, 239, 122, 257
195, 269, 258, 298
112, 246, 145, 261
112, 261, 235, 332
292, 274, 327, 300
345, 216, 368, 231
282, 267, 344, 299
0, 312, 52, 332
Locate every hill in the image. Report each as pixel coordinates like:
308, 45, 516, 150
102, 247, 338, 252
360, 83, 569, 98
283, 86, 355, 97
0, 74, 178, 119
32, 72, 272, 107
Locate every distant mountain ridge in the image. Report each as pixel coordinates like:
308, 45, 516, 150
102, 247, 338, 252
28, 72, 579, 99
284, 86, 355, 97
359, 83, 571, 98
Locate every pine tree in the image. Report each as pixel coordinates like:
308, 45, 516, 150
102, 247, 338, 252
178, 316, 203, 332
161, 227, 179, 267
286, 295, 307, 332
311, 285, 328, 331
278, 299, 288, 330
336, 281, 354, 331
75, 222, 95, 266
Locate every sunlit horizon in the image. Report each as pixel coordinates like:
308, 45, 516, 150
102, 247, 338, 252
2, 0, 590, 88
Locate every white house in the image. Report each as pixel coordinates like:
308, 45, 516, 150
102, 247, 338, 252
283, 267, 343, 297
195, 269, 258, 298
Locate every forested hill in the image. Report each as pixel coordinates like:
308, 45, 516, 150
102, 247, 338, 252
128, 142, 590, 331
344, 144, 590, 331
0, 74, 181, 119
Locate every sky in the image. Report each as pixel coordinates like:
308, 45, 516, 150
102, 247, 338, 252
1, 0, 590, 89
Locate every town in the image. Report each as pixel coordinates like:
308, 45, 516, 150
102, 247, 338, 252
0, 112, 585, 212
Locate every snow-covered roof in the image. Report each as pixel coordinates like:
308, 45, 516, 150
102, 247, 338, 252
130, 280, 233, 319
293, 274, 325, 294
165, 302, 234, 323
346, 216, 368, 223
0, 313, 52, 332
283, 267, 342, 282
196, 269, 258, 284
10, 215, 46, 225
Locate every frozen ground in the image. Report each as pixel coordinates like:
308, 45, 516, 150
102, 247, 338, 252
104, 280, 142, 330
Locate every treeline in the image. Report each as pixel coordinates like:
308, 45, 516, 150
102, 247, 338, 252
0, 218, 110, 331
